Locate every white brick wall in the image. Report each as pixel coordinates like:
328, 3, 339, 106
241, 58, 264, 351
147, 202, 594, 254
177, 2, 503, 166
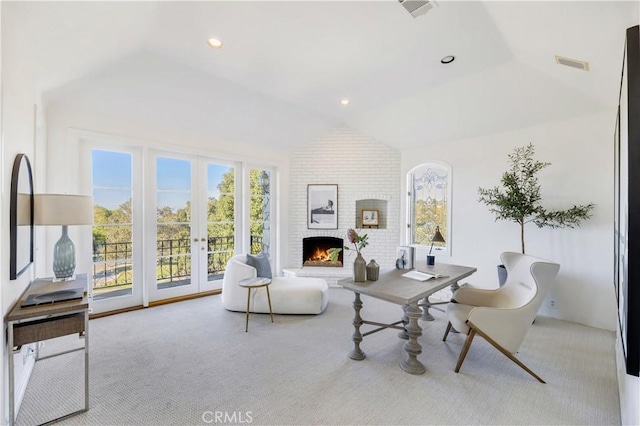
288, 124, 401, 270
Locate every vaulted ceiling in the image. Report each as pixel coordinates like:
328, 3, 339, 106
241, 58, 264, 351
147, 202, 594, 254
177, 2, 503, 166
13, 1, 640, 152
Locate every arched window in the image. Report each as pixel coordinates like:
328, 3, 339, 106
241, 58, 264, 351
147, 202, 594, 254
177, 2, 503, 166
407, 162, 451, 255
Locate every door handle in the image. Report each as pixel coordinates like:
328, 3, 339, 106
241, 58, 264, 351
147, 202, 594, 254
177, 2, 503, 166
201, 238, 207, 242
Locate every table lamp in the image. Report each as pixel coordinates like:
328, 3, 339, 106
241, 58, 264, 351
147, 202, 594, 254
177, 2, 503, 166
427, 226, 445, 266
34, 194, 93, 280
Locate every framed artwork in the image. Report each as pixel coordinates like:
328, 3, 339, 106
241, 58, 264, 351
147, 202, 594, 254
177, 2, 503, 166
10, 154, 34, 280
307, 184, 338, 229
615, 25, 639, 377
362, 210, 379, 227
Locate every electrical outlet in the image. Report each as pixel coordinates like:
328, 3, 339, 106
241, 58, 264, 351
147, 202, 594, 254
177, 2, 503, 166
22, 345, 35, 365
549, 299, 557, 309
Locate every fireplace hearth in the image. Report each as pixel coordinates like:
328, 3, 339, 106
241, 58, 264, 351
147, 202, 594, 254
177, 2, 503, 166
303, 236, 343, 267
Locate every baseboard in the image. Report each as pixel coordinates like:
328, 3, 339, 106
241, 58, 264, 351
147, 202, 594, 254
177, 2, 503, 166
90, 305, 144, 319
13, 344, 36, 418
148, 290, 221, 307
616, 330, 640, 425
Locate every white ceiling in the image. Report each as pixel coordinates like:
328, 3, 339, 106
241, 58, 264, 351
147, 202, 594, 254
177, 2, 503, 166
14, 1, 640, 152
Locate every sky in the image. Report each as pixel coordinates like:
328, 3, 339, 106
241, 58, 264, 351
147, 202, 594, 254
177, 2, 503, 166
92, 150, 233, 211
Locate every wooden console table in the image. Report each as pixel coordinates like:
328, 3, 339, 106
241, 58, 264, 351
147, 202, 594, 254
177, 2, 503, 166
5, 274, 89, 425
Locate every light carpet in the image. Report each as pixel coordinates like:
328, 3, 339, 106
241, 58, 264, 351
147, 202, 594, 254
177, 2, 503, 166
16, 288, 619, 425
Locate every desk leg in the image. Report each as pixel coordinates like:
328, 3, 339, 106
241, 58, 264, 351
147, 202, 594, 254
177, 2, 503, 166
349, 293, 366, 360
8, 322, 15, 426
420, 297, 435, 321
398, 309, 409, 340
84, 311, 90, 411
421, 281, 462, 322
400, 302, 426, 375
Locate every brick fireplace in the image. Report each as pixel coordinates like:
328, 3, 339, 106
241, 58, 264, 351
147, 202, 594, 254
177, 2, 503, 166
287, 126, 402, 272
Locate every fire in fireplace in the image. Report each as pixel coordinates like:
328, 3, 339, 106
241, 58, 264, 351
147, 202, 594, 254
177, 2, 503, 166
303, 236, 344, 267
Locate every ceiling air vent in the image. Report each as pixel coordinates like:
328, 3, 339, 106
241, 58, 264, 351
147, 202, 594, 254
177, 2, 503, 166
398, 0, 438, 18
555, 55, 590, 71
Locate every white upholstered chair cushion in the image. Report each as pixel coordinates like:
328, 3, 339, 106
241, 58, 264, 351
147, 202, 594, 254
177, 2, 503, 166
444, 252, 560, 382
221, 255, 329, 315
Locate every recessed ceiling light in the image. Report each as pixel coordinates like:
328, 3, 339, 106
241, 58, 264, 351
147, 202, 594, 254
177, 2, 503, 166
441, 55, 455, 64
207, 38, 223, 49
340, 99, 350, 106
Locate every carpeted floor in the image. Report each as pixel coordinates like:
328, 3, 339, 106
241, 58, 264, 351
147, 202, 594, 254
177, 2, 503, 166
16, 288, 620, 425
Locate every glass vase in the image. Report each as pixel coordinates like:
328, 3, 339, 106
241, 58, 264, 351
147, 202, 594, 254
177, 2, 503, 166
53, 226, 76, 280
353, 253, 367, 282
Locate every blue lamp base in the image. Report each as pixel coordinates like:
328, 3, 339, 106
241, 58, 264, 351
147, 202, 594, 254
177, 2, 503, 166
53, 225, 76, 280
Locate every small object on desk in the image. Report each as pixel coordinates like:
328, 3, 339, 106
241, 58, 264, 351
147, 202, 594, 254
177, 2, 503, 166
366, 259, 380, 281
20, 276, 88, 308
353, 253, 367, 282
402, 270, 448, 281
396, 246, 414, 270
21, 287, 84, 307
427, 226, 446, 266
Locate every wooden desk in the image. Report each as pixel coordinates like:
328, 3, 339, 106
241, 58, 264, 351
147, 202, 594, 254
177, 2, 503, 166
5, 274, 89, 425
339, 264, 476, 374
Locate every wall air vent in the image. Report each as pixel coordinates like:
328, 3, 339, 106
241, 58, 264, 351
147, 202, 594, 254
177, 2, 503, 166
398, 0, 438, 18
555, 55, 590, 71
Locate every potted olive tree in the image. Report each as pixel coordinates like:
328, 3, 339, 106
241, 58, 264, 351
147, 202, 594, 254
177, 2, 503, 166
478, 143, 595, 284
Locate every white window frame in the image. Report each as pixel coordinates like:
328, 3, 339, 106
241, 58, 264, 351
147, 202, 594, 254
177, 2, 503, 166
406, 161, 452, 256
79, 140, 145, 313
244, 165, 275, 259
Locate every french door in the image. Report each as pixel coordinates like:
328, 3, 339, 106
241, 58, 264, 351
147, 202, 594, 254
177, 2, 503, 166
145, 151, 238, 302
86, 147, 144, 314
83, 140, 273, 313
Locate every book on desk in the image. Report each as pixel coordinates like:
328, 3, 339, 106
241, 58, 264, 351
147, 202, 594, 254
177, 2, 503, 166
401, 270, 448, 281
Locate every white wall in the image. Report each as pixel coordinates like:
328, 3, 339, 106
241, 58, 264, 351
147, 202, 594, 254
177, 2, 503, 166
288, 125, 401, 270
402, 111, 615, 330
1, 2, 46, 422
45, 100, 291, 192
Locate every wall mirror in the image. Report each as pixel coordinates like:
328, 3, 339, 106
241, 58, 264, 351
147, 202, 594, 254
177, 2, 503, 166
10, 153, 34, 280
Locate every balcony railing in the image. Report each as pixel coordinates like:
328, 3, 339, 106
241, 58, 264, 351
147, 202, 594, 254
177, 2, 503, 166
92, 236, 263, 292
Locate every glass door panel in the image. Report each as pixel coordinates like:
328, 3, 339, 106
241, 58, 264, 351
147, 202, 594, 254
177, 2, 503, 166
91, 150, 135, 301
83, 145, 143, 313
155, 157, 194, 292
203, 163, 235, 288
249, 169, 271, 256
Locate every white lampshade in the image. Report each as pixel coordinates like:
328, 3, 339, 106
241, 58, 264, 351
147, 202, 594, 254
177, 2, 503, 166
16, 193, 32, 226
34, 194, 93, 226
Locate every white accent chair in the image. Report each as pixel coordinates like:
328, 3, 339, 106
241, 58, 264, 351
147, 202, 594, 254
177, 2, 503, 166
222, 255, 329, 315
443, 252, 560, 383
